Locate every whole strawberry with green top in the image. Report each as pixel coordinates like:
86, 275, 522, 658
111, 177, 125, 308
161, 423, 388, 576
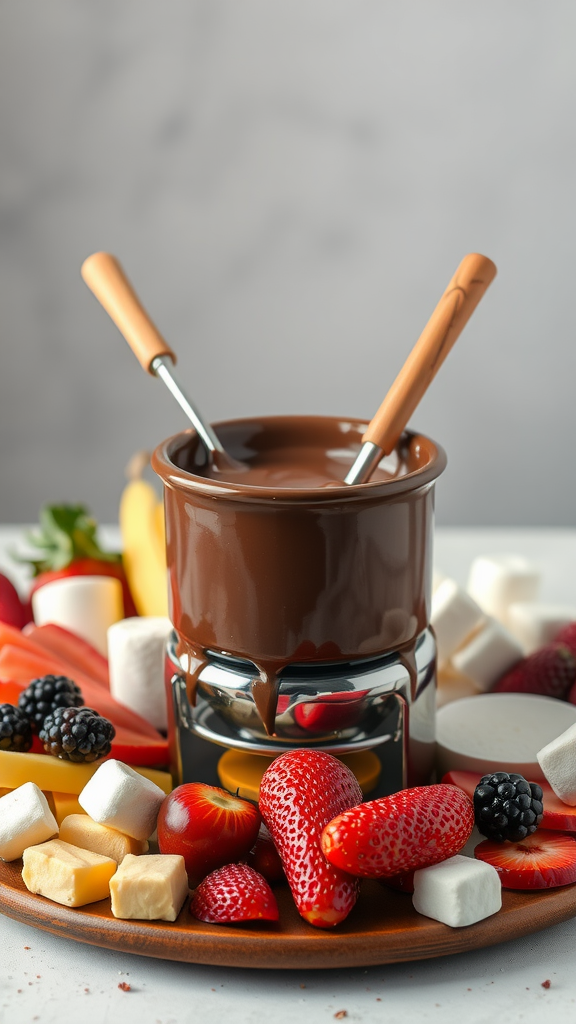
18, 505, 137, 617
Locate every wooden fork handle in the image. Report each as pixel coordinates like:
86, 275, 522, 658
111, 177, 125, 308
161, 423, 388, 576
81, 252, 176, 373
363, 253, 497, 453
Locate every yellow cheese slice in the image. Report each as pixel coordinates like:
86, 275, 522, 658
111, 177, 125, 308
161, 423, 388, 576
22, 838, 117, 907
0, 751, 171, 797
217, 748, 381, 802
59, 815, 148, 864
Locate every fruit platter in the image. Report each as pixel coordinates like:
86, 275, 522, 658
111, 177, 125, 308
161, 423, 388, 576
3, 253, 576, 971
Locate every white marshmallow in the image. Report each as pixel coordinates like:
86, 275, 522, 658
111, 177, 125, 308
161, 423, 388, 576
467, 555, 540, 625
108, 617, 172, 731
78, 760, 165, 841
431, 579, 484, 664
0, 782, 58, 861
537, 722, 576, 805
507, 603, 576, 654
32, 575, 123, 657
452, 618, 524, 691
436, 664, 481, 708
412, 854, 501, 927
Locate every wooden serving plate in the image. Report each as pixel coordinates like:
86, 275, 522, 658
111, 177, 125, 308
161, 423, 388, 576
2, 859, 576, 970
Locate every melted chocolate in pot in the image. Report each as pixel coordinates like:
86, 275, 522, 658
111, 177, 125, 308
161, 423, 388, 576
153, 416, 446, 736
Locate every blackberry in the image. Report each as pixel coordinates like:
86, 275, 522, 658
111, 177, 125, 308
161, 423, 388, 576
18, 674, 83, 732
474, 771, 544, 842
0, 704, 33, 752
39, 706, 115, 763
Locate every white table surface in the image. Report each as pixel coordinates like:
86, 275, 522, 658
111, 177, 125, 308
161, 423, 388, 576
2, 526, 576, 1024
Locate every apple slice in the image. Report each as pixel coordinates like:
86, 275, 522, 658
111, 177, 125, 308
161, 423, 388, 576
443, 769, 576, 832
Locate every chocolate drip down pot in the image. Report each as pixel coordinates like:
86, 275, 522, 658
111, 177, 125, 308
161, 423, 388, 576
152, 415, 446, 790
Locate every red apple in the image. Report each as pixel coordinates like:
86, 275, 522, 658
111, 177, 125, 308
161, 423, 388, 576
157, 783, 261, 884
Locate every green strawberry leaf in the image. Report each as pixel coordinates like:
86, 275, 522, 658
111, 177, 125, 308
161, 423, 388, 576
14, 504, 121, 575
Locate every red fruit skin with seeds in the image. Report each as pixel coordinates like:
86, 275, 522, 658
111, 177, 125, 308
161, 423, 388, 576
493, 643, 576, 700
190, 863, 279, 924
475, 830, 576, 889
259, 750, 363, 929
443, 770, 576, 832
321, 784, 474, 878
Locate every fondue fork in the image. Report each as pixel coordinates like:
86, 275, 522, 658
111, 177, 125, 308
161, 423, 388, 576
81, 252, 240, 470
344, 253, 497, 486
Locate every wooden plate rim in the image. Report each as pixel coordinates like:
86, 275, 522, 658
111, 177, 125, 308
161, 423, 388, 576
2, 860, 576, 970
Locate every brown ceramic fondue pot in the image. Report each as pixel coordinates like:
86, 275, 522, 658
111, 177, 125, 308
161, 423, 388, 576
152, 414, 446, 745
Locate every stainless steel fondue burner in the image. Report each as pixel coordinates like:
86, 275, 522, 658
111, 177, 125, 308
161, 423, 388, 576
165, 627, 437, 789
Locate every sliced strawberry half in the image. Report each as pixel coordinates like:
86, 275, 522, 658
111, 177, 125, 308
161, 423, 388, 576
190, 863, 279, 924
443, 769, 576, 832
475, 830, 576, 888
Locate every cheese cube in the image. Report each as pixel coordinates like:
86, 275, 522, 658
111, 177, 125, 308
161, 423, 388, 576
78, 760, 166, 840
110, 854, 189, 921
537, 722, 576, 805
59, 815, 148, 864
0, 783, 58, 862
51, 792, 85, 825
412, 854, 501, 927
22, 839, 117, 907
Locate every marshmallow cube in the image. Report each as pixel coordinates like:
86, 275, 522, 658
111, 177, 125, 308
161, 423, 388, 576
32, 575, 123, 657
108, 616, 173, 731
507, 603, 576, 654
537, 722, 576, 805
452, 619, 524, 691
431, 579, 484, 664
412, 855, 501, 927
0, 782, 58, 861
467, 556, 540, 625
432, 569, 447, 594
78, 760, 166, 841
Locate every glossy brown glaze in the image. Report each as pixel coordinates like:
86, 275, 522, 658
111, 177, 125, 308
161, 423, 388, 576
2, 860, 576, 970
152, 416, 446, 735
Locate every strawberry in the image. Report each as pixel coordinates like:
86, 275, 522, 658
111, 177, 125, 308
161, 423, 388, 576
321, 784, 474, 878
259, 749, 363, 929
443, 769, 576, 832
493, 642, 576, 699
554, 622, 576, 656
190, 863, 279, 924
475, 830, 576, 888
18, 505, 137, 617
247, 823, 285, 882
0, 573, 28, 630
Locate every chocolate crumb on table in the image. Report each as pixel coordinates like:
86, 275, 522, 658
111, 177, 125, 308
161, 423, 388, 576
118, 982, 131, 992
541, 980, 552, 989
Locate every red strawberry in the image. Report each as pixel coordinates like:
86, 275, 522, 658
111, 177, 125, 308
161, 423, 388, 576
321, 784, 474, 878
475, 830, 576, 889
443, 769, 576, 832
554, 622, 576, 656
190, 863, 279, 924
21, 505, 137, 617
259, 749, 363, 929
247, 823, 285, 882
0, 573, 28, 629
294, 691, 367, 734
493, 642, 576, 700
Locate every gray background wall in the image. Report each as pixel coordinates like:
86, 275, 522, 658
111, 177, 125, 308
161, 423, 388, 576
1, 1, 575, 526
